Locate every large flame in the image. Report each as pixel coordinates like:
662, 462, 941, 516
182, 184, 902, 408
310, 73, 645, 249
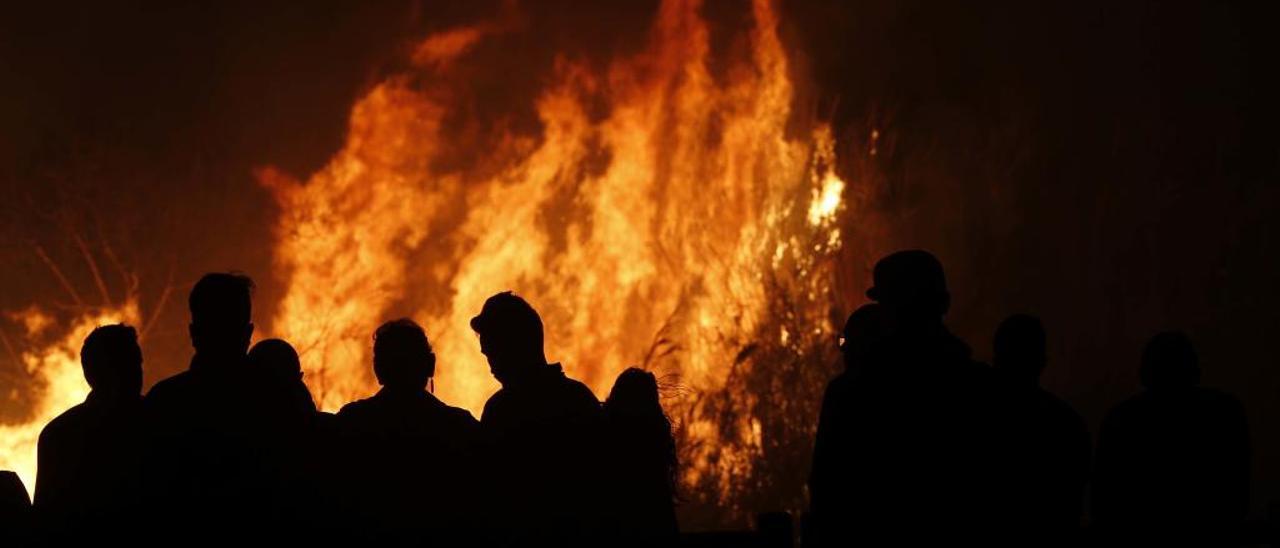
0, 303, 141, 497
262, 0, 850, 514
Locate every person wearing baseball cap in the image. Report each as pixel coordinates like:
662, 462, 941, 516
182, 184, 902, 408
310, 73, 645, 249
824, 250, 1004, 545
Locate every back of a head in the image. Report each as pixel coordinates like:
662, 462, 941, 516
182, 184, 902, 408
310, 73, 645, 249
470, 291, 545, 381
993, 314, 1047, 381
840, 303, 892, 370
188, 272, 254, 359
1140, 331, 1200, 389
248, 338, 301, 382
606, 367, 662, 419
865, 250, 950, 323
373, 318, 435, 390
81, 324, 143, 397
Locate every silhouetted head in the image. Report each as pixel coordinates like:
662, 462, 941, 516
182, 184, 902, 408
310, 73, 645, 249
248, 338, 317, 415
470, 292, 546, 386
993, 314, 1047, 384
248, 338, 301, 383
81, 324, 143, 399
839, 303, 892, 371
866, 250, 950, 324
372, 318, 435, 391
188, 273, 254, 362
606, 367, 662, 419
1139, 331, 1200, 389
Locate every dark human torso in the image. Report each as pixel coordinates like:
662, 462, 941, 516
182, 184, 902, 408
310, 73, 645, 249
337, 388, 481, 540
481, 364, 604, 542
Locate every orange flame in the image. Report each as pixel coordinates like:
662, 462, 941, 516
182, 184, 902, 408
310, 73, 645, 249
262, 0, 849, 508
0, 303, 141, 498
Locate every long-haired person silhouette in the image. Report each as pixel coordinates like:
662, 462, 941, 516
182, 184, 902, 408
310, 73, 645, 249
604, 367, 679, 546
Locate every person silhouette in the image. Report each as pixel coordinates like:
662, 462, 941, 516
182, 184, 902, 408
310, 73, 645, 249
335, 319, 481, 544
806, 303, 891, 547
602, 367, 679, 546
823, 250, 1000, 544
990, 314, 1090, 545
471, 291, 604, 545
33, 324, 144, 542
244, 337, 337, 537
1092, 331, 1250, 546
141, 272, 279, 537
248, 338, 316, 421
0, 471, 32, 545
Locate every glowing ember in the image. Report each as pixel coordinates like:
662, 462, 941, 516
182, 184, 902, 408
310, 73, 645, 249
0, 302, 140, 497
262, 0, 849, 511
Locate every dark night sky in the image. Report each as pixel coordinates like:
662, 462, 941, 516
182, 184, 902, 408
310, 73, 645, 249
2, 0, 1279, 519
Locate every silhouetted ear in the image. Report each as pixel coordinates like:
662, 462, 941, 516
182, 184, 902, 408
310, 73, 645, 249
425, 352, 437, 378
938, 292, 951, 317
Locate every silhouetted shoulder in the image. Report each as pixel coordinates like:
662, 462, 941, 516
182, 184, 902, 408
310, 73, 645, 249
39, 402, 91, 440
0, 471, 28, 506
0, 470, 29, 525
1044, 389, 1088, 427
143, 370, 197, 405
1198, 386, 1246, 410
339, 391, 478, 435
480, 388, 512, 422
1102, 392, 1145, 423
562, 376, 602, 408
445, 404, 480, 426
335, 397, 374, 418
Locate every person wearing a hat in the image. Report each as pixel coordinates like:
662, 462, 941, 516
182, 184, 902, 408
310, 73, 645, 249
816, 250, 1004, 545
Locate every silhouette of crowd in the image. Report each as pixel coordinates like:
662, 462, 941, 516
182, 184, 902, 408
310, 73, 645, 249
0, 251, 1257, 547
805, 250, 1250, 548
